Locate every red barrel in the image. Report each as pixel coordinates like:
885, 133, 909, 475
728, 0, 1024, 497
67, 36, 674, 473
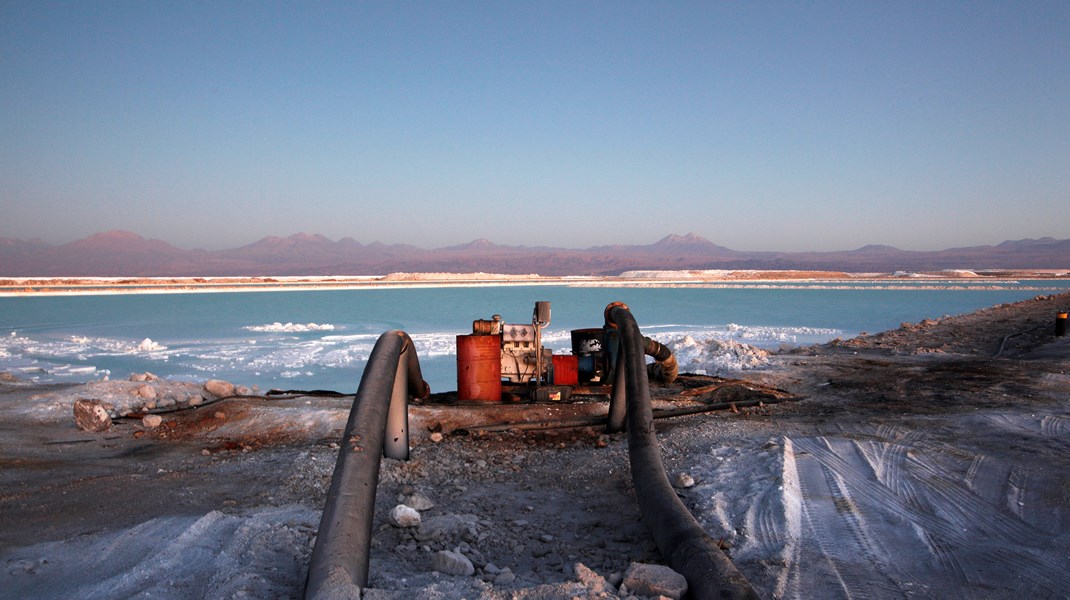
552, 355, 579, 386
457, 334, 502, 402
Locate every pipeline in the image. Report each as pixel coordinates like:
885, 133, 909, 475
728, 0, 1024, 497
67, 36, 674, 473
644, 336, 679, 384
995, 324, 1047, 357
304, 330, 430, 600
605, 303, 759, 600
462, 395, 794, 434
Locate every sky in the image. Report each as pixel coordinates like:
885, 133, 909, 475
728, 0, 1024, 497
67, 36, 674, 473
1, 1, 1068, 252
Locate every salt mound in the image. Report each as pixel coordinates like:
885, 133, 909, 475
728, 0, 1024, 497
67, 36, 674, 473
665, 335, 770, 375
137, 338, 166, 352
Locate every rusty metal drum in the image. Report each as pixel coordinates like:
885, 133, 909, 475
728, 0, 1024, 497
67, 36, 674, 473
456, 334, 502, 402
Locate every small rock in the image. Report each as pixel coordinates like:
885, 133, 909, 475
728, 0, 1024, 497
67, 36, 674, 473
142, 414, 163, 428
493, 567, 515, 585
575, 562, 611, 594
234, 385, 253, 396
136, 384, 157, 399
623, 562, 688, 600
673, 472, 695, 489
201, 449, 211, 456
431, 550, 474, 576
129, 373, 147, 382
389, 505, 422, 528
145, 372, 159, 381
214, 411, 227, 420
203, 379, 234, 398
429, 431, 444, 443
317, 565, 364, 599
405, 493, 435, 511
188, 395, 204, 406
73, 399, 112, 432
416, 514, 480, 543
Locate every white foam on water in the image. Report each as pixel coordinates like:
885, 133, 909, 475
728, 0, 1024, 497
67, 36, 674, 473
9, 334, 173, 359
244, 322, 336, 333
409, 332, 464, 358
642, 323, 841, 375
643, 322, 842, 348
0, 321, 842, 386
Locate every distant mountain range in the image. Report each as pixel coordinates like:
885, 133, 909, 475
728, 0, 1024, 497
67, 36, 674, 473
1, 230, 1068, 277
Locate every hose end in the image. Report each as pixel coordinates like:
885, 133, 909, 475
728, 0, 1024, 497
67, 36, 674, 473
604, 301, 630, 328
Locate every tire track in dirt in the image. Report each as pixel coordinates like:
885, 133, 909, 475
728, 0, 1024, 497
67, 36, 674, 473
790, 437, 912, 598
855, 425, 925, 510
963, 453, 1011, 506
1006, 464, 1030, 520
980, 412, 1070, 449
789, 430, 1070, 597
906, 436, 1070, 595
797, 434, 1039, 544
772, 437, 803, 600
851, 429, 974, 590
1040, 414, 1069, 437
913, 525, 970, 592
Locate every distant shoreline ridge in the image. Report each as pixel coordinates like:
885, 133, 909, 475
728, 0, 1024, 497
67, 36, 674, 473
3, 269, 1069, 297
3, 231, 1069, 277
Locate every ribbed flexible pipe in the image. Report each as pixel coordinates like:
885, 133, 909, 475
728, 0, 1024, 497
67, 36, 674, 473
607, 304, 759, 600
305, 330, 429, 599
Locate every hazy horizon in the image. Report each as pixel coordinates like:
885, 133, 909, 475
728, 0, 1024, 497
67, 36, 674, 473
3, 4, 1068, 252
5, 227, 1069, 255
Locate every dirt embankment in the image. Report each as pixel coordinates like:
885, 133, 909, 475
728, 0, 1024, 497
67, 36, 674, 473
815, 292, 1068, 357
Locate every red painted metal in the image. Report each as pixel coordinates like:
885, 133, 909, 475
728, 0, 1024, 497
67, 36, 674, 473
552, 354, 579, 386
456, 334, 502, 402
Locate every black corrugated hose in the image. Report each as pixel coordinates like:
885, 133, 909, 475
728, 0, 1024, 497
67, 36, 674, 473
304, 330, 429, 600
607, 303, 760, 600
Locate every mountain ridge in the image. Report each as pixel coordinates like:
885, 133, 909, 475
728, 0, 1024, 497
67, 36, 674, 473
1, 230, 1067, 277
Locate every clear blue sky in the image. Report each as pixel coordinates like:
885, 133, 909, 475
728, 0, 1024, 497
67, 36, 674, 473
2, 1, 1068, 251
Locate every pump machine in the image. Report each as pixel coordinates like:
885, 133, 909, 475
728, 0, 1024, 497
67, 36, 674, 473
456, 301, 675, 403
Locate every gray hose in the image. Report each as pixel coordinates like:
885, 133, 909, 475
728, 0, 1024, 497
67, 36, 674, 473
606, 303, 759, 600
305, 330, 429, 599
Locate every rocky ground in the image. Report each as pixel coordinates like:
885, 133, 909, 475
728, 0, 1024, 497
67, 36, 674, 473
1, 292, 1069, 599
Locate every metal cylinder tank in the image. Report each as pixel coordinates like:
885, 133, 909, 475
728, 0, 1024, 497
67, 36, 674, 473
571, 328, 604, 383
552, 354, 579, 386
456, 334, 502, 402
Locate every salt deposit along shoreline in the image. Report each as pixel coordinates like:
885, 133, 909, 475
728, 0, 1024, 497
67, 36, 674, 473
1, 292, 1069, 599
2, 269, 1069, 296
